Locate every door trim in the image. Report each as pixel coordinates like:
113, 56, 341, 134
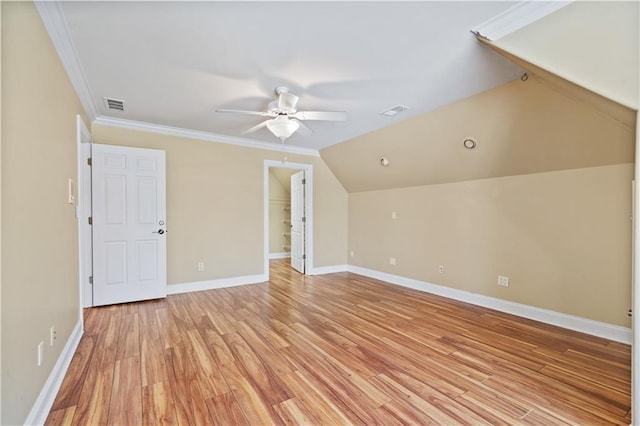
264, 160, 313, 279
76, 115, 92, 312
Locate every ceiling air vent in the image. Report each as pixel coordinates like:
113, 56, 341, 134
380, 105, 409, 117
104, 97, 125, 111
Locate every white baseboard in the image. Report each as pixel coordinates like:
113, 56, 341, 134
168, 273, 268, 295
269, 252, 291, 259
308, 264, 348, 275
25, 320, 84, 426
347, 265, 631, 344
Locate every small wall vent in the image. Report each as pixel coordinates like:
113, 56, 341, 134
104, 97, 125, 111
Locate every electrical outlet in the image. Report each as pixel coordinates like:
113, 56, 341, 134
37, 341, 44, 366
391, 211, 397, 219
350, 250, 354, 257
50, 326, 57, 347
438, 265, 445, 274
197, 262, 204, 272
389, 257, 396, 265
498, 275, 509, 287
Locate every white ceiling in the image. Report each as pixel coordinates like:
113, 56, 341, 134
57, 1, 525, 151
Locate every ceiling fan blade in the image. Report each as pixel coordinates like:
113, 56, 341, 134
216, 109, 275, 117
291, 119, 313, 136
242, 119, 272, 135
291, 111, 346, 121
277, 92, 299, 112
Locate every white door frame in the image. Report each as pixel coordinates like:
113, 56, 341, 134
632, 111, 639, 422
76, 115, 92, 313
264, 160, 313, 279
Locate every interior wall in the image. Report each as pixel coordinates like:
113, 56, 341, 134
494, 1, 639, 110
349, 163, 633, 327
321, 76, 634, 193
90, 124, 348, 283
1, 2, 88, 424
269, 169, 293, 255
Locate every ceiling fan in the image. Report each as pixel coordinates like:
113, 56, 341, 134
216, 87, 346, 142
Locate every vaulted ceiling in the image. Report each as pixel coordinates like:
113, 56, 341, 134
50, 1, 529, 152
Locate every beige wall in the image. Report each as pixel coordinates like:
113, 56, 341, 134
269, 169, 292, 254
91, 124, 348, 283
321, 76, 634, 193
1, 2, 87, 424
495, 1, 639, 110
349, 164, 633, 327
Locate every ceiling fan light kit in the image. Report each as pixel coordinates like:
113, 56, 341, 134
216, 86, 346, 142
266, 115, 300, 141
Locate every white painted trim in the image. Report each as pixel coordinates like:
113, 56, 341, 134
24, 320, 83, 426
264, 161, 314, 280
34, 1, 98, 121
269, 252, 291, 259
472, 1, 572, 41
348, 265, 631, 344
308, 265, 348, 275
167, 274, 268, 295
632, 111, 640, 421
76, 116, 93, 310
94, 117, 320, 157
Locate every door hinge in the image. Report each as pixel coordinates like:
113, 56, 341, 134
89, 276, 93, 284
88, 216, 92, 225
87, 157, 92, 166
303, 254, 306, 260
302, 217, 306, 223
302, 178, 306, 185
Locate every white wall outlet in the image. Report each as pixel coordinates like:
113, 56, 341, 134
438, 265, 445, 274
391, 211, 397, 219
350, 250, 354, 257
37, 341, 44, 366
197, 262, 205, 272
498, 275, 509, 287
389, 257, 396, 266
50, 326, 57, 347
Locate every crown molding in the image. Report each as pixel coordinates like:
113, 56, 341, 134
472, 1, 572, 41
35, 1, 98, 121
94, 117, 321, 157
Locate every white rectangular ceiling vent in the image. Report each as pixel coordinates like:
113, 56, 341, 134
380, 105, 409, 117
104, 97, 125, 111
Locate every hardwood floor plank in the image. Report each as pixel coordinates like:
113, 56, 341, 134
44, 406, 76, 426
141, 381, 177, 425
108, 357, 142, 425
185, 329, 230, 398
47, 259, 631, 425
49, 335, 95, 411
220, 361, 282, 425
278, 370, 354, 425
223, 331, 292, 406
70, 352, 115, 424
205, 392, 250, 426
273, 398, 316, 425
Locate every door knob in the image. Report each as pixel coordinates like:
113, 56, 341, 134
153, 229, 165, 235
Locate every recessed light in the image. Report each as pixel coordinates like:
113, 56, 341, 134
463, 139, 477, 149
380, 105, 409, 117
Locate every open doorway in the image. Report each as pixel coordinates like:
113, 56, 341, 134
264, 160, 313, 279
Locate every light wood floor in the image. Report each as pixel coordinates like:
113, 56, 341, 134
46, 259, 631, 425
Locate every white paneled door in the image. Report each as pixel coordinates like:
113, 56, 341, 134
92, 144, 167, 306
290, 170, 305, 273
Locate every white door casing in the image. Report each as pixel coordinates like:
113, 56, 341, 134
76, 116, 93, 309
290, 170, 305, 273
92, 144, 167, 306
